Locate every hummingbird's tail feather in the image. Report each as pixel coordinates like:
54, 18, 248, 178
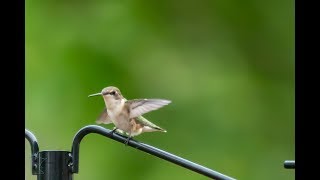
153, 126, 167, 132
136, 116, 167, 133
142, 126, 167, 133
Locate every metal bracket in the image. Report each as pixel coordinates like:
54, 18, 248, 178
25, 129, 39, 175
26, 126, 237, 180
284, 160, 295, 169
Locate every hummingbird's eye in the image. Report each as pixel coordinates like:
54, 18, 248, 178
110, 91, 116, 96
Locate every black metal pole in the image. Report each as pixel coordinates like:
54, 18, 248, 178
25, 129, 40, 175
284, 160, 295, 169
71, 125, 236, 180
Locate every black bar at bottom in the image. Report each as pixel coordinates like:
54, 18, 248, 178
71, 125, 236, 180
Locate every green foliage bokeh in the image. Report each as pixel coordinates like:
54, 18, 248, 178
25, 0, 294, 179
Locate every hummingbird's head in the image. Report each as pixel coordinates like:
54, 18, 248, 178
88, 86, 124, 110
100, 86, 124, 108
89, 86, 123, 103
101, 86, 122, 100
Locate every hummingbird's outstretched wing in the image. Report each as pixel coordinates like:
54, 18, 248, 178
96, 108, 112, 124
126, 99, 171, 118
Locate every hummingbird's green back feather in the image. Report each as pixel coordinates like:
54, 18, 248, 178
136, 116, 166, 132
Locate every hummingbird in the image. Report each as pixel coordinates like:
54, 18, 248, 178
88, 86, 171, 144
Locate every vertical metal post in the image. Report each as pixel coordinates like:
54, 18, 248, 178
26, 129, 74, 180
37, 151, 73, 180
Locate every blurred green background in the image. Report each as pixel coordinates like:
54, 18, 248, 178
25, 0, 294, 179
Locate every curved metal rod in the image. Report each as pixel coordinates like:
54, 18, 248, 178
71, 125, 236, 180
284, 160, 295, 169
25, 129, 40, 174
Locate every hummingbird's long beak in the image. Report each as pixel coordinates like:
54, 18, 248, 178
88, 92, 102, 97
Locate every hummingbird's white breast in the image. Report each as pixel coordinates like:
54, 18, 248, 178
104, 98, 124, 118
104, 98, 132, 132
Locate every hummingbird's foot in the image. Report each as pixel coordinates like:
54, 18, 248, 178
110, 127, 118, 134
124, 136, 132, 146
